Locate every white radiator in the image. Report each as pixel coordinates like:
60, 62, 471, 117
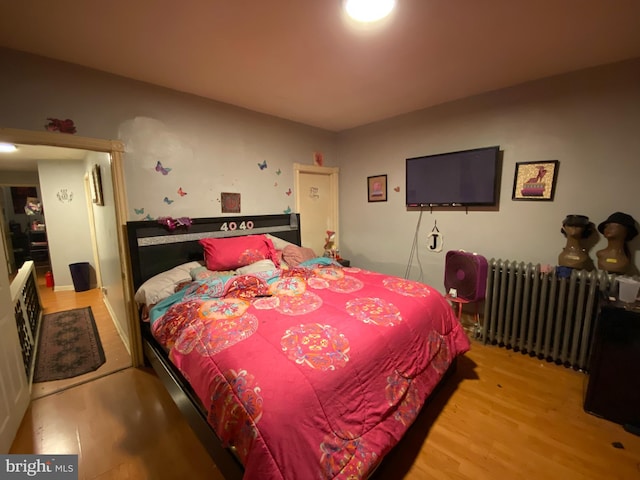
481, 259, 615, 371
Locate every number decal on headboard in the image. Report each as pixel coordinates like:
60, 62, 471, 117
220, 220, 255, 232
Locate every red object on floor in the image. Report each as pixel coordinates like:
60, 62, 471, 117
445, 293, 481, 326
45, 270, 54, 288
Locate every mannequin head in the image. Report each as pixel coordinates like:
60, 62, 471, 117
558, 214, 594, 270
596, 212, 638, 273
561, 214, 593, 239
597, 212, 638, 242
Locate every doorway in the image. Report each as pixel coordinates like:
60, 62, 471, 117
0, 128, 140, 362
0, 127, 138, 448
294, 163, 340, 256
1, 184, 48, 277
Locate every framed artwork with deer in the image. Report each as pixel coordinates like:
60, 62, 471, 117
512, 160, 559, 201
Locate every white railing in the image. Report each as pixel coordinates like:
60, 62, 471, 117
10, 261, 43, 383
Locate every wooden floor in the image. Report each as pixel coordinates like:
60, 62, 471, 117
11, 297, 640, 479
374, 343, 640, 480
30, 276, 131, 399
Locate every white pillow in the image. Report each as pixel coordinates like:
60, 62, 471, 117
236, 259, 277, 275
134, 261, 202, 306
265, 233, 297, 251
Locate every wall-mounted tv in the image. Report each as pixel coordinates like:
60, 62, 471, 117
406, 146, 500, 207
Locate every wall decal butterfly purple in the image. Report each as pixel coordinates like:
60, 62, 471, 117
258, 160, 267, 170
163, 197, 174, 204
285, 188, 292, 196
178, 187, 187, 196
156, 161, 172, 175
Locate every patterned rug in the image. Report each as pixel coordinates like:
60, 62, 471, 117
34, 307, 106, 383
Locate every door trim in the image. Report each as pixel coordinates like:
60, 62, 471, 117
0, 128, 142, 366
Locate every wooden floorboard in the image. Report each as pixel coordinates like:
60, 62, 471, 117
11, 295, 640, 479
374, 341, 640, 479
11, 368, 222, 480
30, 276, 131, 399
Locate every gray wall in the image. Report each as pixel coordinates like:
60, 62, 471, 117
337, 58, 640, 289
0, 48, 337, 222
0, 47, 338, 352
37, 160, 94, 286
1, 47, 639, 300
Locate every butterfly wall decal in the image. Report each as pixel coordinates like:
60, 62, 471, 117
178, 187, 187, 196
163, 197, 174, 204
394, 186, 400, 192
276, 168, 281, 175
274, 182, 278, 187
143, 214, 154, 221
258, 160, 267, 170
285, 188, 292, 196
155, 161, 172, 175
284, 206, 291, 214
134, 207, 144, 214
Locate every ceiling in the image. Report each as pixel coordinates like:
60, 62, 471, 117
0, 145, 88, 173
1, 1, 640, 135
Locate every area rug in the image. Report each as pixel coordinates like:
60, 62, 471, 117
34, 306, 106, 383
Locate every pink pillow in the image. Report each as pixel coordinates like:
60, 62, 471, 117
282, 245, 317, 267
199, 235, 279, 271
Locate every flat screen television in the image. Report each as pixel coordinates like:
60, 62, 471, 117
406, 146, 500, 207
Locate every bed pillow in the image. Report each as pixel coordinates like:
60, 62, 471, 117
282, 245, 317, 267
236, 259, 277, 275
134, 261, 202, 306
265, 233, 297, 250
199, 234, 279, 271
190, 265, 236, 281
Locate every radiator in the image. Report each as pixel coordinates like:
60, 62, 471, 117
481, 259, 614, 371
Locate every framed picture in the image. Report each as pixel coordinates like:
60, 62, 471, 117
91, 164, 104, 206
221, 192, 241, 213
367, 175, 387, 202
512, 160, 559, 201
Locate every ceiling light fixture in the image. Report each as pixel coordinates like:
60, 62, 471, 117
0, 143, 17, 153
344, 0, 396, 23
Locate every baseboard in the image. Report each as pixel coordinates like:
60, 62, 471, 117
53, 285, 75, 292
102, 293, 131, 356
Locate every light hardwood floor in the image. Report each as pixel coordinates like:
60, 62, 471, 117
11, 291, 640, 479
30, 276, 131, 399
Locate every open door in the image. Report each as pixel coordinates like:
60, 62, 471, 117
0, 228, 30, 452
0, 194, 14, 275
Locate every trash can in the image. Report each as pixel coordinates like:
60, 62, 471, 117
69, 262, 91, 292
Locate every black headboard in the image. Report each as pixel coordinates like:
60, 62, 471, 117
126, 213, 301, 291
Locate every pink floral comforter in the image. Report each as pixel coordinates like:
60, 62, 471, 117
149, 260, 470, 479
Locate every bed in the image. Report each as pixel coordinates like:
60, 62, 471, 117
126, 214, 470, 480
